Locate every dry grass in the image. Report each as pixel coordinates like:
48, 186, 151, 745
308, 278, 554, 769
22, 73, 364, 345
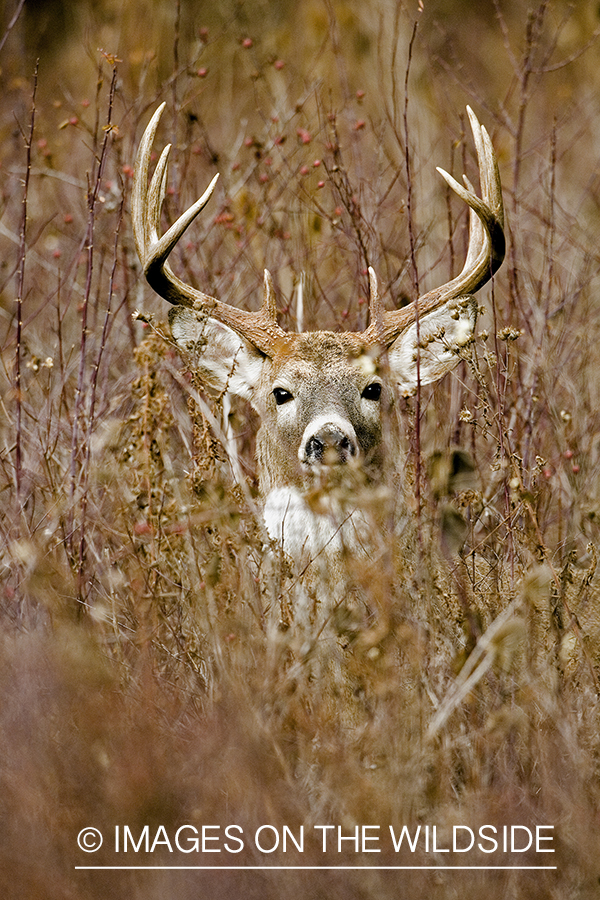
1, 1, 600, 897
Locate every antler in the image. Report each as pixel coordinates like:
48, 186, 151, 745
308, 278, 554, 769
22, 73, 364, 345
363, 106, 505, 346
134, 104, 503, 355
132, 102, 287, 355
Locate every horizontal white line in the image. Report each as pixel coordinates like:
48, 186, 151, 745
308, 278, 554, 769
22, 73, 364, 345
75, 865, 557, 871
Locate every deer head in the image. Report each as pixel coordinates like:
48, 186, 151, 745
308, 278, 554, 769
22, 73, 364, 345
133, 104, 504, 560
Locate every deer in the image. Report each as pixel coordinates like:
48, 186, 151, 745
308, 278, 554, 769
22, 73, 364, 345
132, 104, 504, 583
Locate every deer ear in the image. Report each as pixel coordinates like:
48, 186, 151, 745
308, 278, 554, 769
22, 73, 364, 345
387, 297, 477, 396
169, 306, 265, 401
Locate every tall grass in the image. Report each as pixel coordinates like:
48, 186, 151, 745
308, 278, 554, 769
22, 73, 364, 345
1, 1, 600, 897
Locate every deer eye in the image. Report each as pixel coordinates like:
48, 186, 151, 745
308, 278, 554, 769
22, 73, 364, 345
273, 387, 294, 406
362, 382, 382, 401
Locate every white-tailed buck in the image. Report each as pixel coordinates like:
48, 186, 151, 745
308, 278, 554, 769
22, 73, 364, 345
133, 104, 504, 569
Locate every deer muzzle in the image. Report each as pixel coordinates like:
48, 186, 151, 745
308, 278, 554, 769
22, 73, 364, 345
299, 416, 359, 468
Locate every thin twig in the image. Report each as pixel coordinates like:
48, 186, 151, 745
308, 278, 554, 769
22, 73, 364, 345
68, 63, 118, 568
15, 62, 38, 505
0, 0, 25, 56
77, 193, 124, 603
403, 11, 423, 536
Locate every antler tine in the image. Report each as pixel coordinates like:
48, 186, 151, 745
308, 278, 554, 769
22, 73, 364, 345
367, 266, 384, 335
364, 107, 505, 347
459, 174, 484, 275
147, 144, 171, 247
133, 105, 287, 355
436, 106, 504, 278
132, 103, 164, 262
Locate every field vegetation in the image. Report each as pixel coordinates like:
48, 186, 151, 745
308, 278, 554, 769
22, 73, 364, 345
1, 1, 600, 896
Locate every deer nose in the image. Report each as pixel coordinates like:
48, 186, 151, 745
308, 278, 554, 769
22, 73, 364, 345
303, 422, 358, 466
